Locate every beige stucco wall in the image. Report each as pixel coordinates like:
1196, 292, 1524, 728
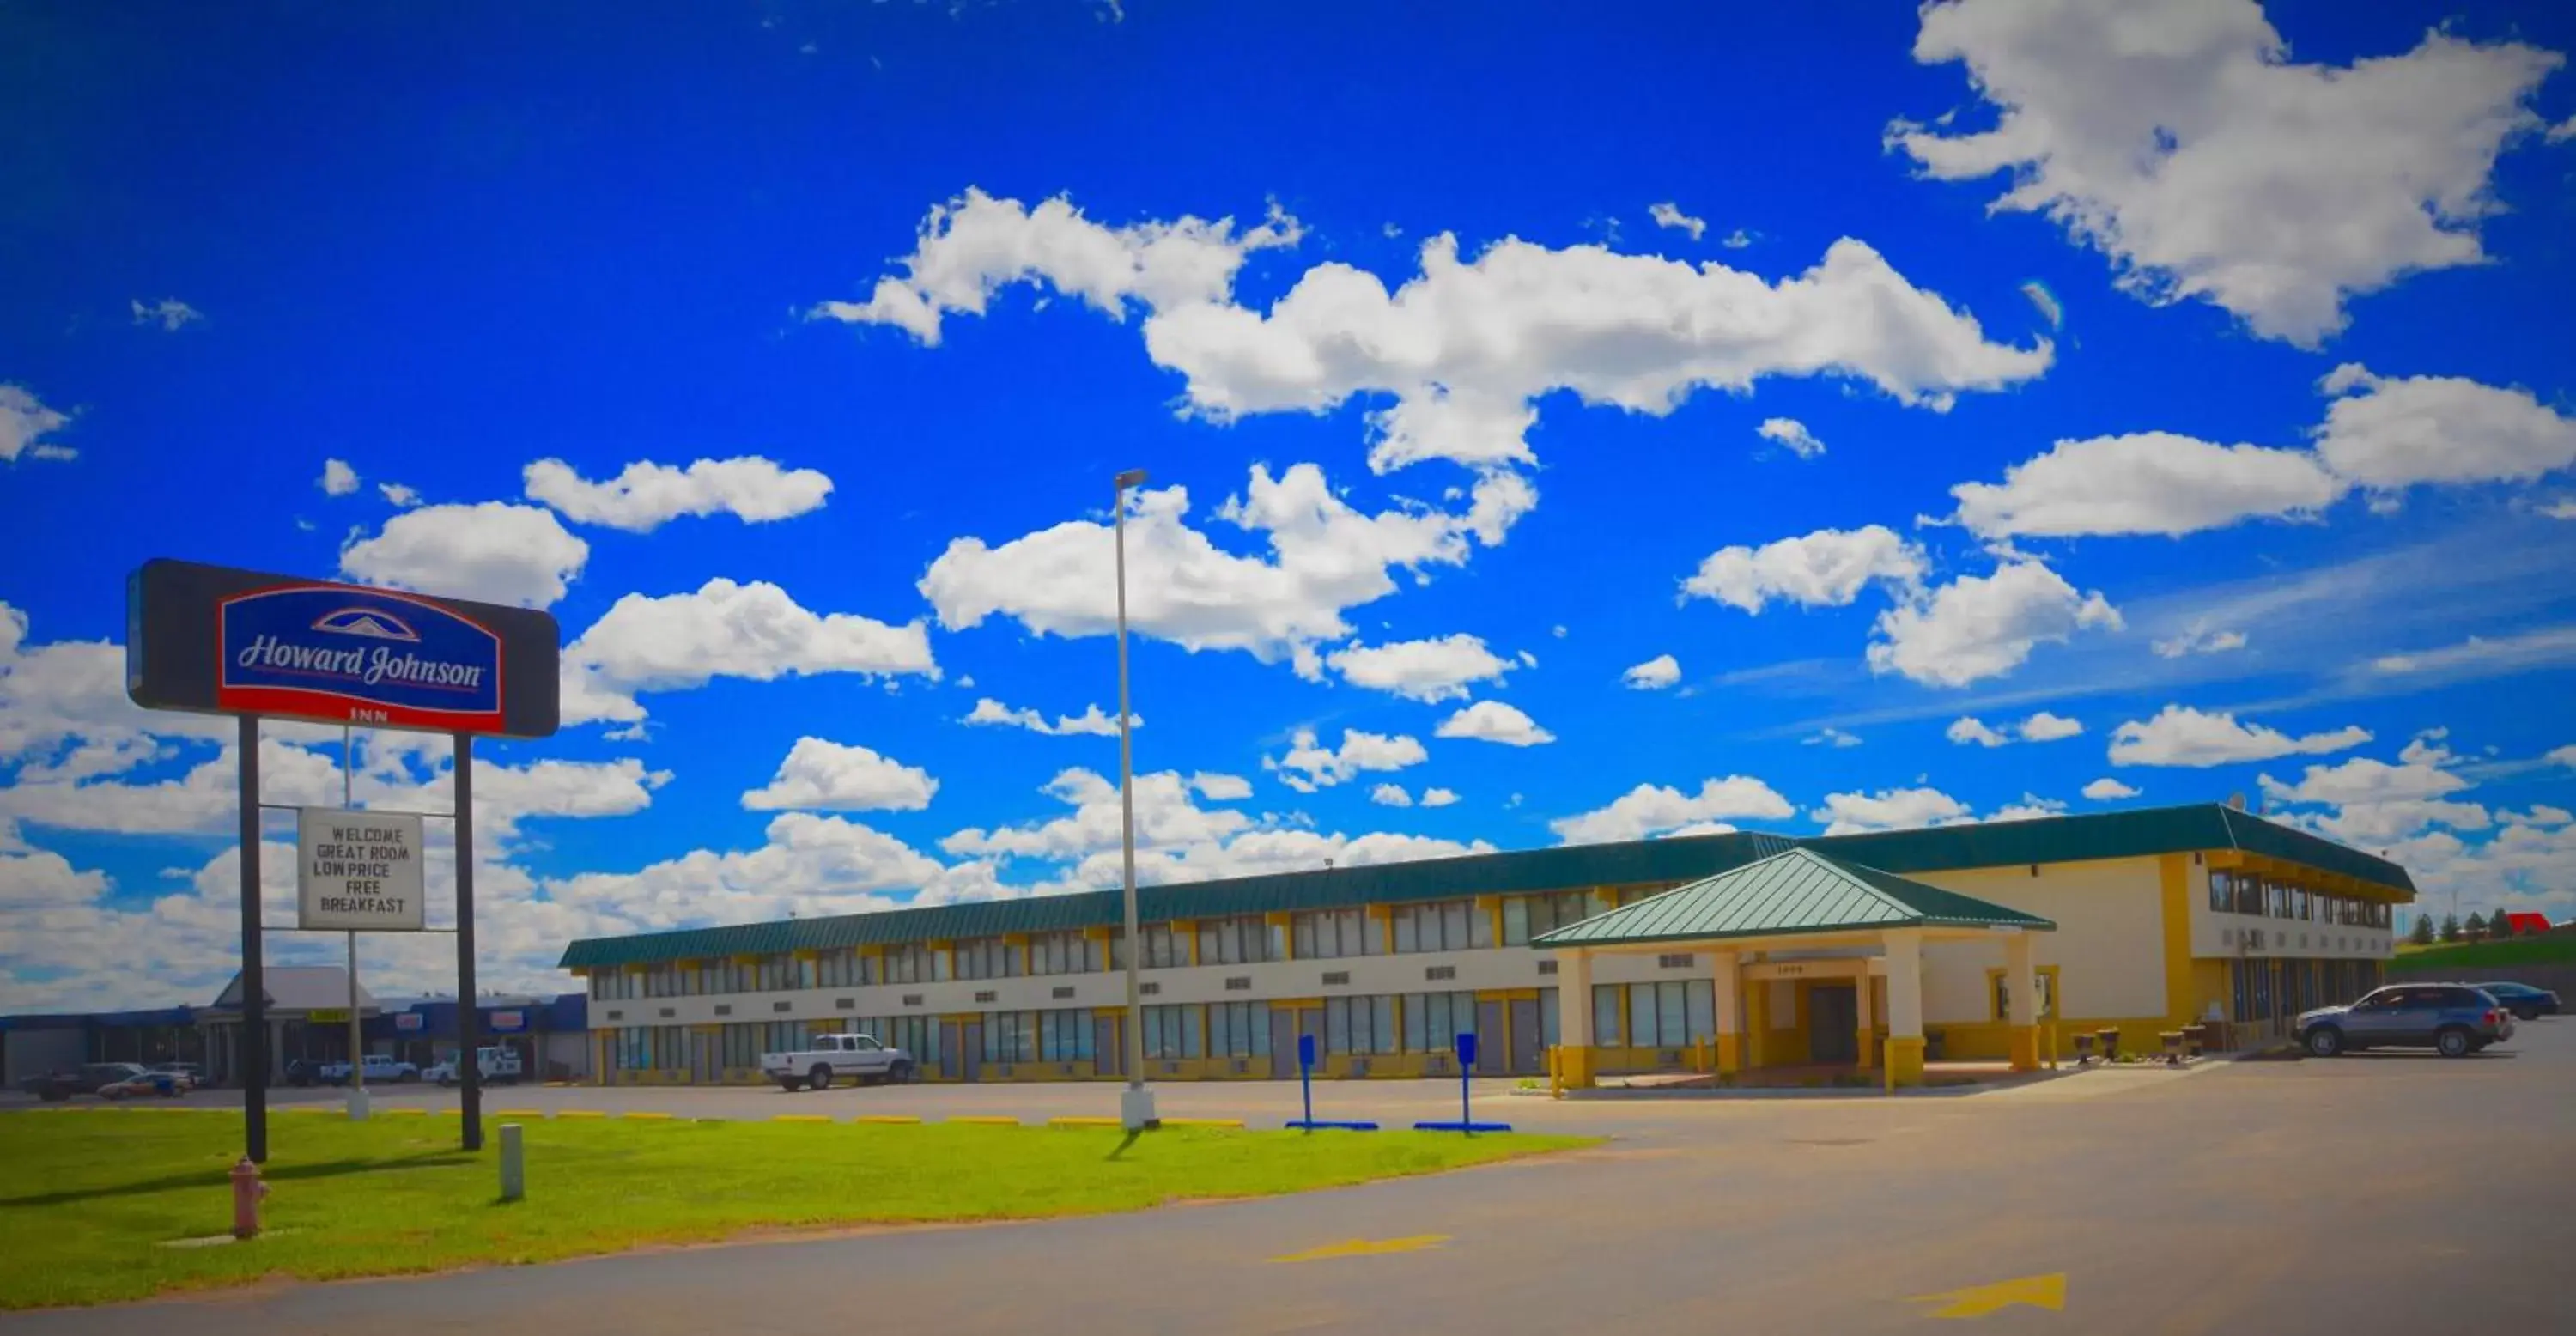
1909, 856, 2171, 1024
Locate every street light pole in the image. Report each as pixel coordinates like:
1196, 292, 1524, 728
1113, 467, 1157, 1133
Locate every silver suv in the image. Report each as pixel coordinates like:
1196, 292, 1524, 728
2298, 983, 2513, 1059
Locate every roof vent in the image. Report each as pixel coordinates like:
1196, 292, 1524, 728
2226, 792, 2246, 811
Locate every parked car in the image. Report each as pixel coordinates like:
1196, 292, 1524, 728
284, 1057, 324, 1087
15, 1062, 151, 1102
99, 1066, 186, 1099
316, 1054, 421, 1084
2298, 984, 2514, 1058
147, 1062, 204, 1090
2474, 981, 2561, 1021
762, 1031, 914, 1091
423, 1046, 524, 1086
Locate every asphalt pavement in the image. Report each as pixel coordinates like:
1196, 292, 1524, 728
10, 1018, 2573, 1334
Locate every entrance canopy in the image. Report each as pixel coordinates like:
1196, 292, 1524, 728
1529, 847, 2054, 948
1532, 848, 2056, 1086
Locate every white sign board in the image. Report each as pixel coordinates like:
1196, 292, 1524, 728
297, 807, 426, 932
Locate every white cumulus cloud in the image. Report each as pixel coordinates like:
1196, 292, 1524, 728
1648, 202, 1707, 240
1434, 700, 1555, 747
560, 579, 937, 726
338, 501, 588, 608
1265, 728, 1427, 792
1868, 558, 2121, 687
2107, 704, 2372, 767
920, 465, 1509, 676
1326, 634, 1516, 702
740, 738, 938, 812
1756, 417, 1827, 459
960, 697, 1131, 737
1810, 786, 1973, 836
131, 298, 203, 331
1681, 525, 1924, 614
1419, 786, 1461, 807
2019, 711, 2083, 742
1948, 716, 2010, 748
319, 458, 359, 495
1370, 783, 1413, 807
1948, 431, 2344, 538
524, 456, 837, 532
1551, 775, 1796, 845
1891, 0, 2565, 344
0, 386, 73, 464
1622, 654, 1681, 690
2312, 364, 2576, 492
2081, 777, 2141, 801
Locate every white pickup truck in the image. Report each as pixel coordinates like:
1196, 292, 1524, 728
762, 1032, 915, 1091
425, 1046, 524, 1087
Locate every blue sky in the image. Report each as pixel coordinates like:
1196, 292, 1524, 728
5, 0, 2575, 1011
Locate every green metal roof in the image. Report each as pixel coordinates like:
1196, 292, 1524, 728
1529, 848, 2056, 948
556, 802, 2408, 971
1807, 803, 2413, 892
556, 830, 1798, 970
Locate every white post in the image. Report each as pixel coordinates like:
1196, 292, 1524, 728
343, 726, 368, 1120
1113, 470, 1156, 1133
1850, 961, 1874, 1072
497, 1121, 524, 1202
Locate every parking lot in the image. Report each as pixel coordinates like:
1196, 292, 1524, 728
10, 1017, 2572, 1333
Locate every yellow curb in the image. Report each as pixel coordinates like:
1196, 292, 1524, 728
283, 1108, 336, 1115
556, 1109, 606, 1120
948, 1116, 1019, 1126
491, 1108, 546, 1119
621, 1112, 674, 1120
772, 1114, 833, 1123
1164, 1118, 1245, 1128
1048, 1116, 1122, 1128
382, 1108, 429, 1117
854, 1114, 922, 1124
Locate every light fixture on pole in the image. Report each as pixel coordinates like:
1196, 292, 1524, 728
1113, 467, 1158, 1133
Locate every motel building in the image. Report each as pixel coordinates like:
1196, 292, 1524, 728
557, 803, 2407, 1089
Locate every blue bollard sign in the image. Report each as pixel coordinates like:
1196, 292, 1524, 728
1413, 1031, 1512, 1134
1285, 1029, 1376, 1131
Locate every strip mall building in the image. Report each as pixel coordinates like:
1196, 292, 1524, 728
557, 803, 2408, 1088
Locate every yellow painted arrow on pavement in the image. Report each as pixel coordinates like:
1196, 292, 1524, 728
1267, 1235, 1449, 1264
1909, 1272, 2065, 1319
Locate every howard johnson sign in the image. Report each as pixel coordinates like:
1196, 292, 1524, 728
129, 559, 558, 738
223, 586, 502, 732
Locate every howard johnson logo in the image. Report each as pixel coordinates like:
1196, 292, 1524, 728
218, 585, 504, 730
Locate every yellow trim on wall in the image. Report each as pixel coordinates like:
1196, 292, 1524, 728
2160, 853, 2195, 1029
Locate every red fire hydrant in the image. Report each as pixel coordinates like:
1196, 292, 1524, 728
230, 1157, 269, 1239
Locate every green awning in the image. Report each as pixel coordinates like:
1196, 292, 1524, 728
1529, 847, 2054, 949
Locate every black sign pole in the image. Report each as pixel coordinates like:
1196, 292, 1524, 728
455, 732, 481, 1152
238, 714, 268, 1163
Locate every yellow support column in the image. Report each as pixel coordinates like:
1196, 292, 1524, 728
1557, 949, 1595, 1089
1853, 967, 1875, 1072
2004, 929, 2040, 1072
1884, 928, 1927, 1088
1710, 950, 1745, 1077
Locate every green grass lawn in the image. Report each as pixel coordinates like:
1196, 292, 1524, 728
2391, 936, 2576, 969
0, 1108, 1589, 1310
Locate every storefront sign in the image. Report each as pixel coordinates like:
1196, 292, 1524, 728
486, 1010, 526, 1034
297, 807, 426, 932
127, 558, 560, 738
394, 1012, 424, 1032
